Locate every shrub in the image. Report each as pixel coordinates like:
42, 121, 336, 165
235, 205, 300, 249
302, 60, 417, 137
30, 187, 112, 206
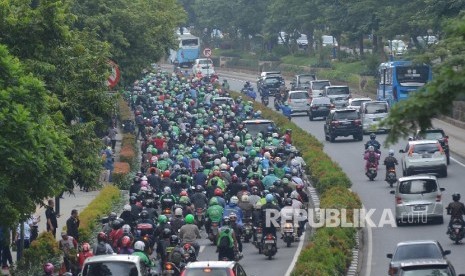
112, 162, 131, 189
118, 97, 132, 122
119, 144, 136, 169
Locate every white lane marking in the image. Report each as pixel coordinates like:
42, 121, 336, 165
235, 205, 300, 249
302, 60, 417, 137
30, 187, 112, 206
199, 245, 205, 253
284, 218, 306, 276
451, 157, 465, 168
364, 204, 372, 276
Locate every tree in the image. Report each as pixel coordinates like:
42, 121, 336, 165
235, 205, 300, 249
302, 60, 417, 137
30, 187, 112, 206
0, 44, 72, 227
383, 13, 465, 145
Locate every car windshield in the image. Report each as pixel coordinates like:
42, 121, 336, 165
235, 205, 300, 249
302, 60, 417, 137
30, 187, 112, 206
393, 244, 443, 261
312, 81, 331, 90
422, 132, 444, 140
265, 77, 281, 84
351, 100, 370, 107
244, 122, 275, 137
290, 92, 309, 99
82, 262, 138, 276
401, 267, 451, 276
364, 103, 388, 114
334, 111, 359, 120
412, 143, 439, 154
182, 39, 199, 47
327, 87, 349, 95
198, 59, 212, 65
399, 179, 438, 194
299, 75, 315, 84
184, 267, 230, 276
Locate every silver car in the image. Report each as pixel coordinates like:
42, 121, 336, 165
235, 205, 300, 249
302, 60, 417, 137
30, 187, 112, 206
390, 175, 445, 226
287, 90, 310, 116
323, 85, 351, 108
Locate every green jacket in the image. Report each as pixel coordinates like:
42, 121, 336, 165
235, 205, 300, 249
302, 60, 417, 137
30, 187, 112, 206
207, 205, 224, 222
217, 226, 234, 248
132, 251, 155, 267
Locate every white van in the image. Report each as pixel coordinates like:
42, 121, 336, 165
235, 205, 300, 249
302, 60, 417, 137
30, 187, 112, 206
322, 35, 338, 47
360, 101, 390, 134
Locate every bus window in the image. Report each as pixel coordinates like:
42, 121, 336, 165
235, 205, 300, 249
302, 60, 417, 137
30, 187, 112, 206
395, 66, 430, 84
181, 39, 199, 47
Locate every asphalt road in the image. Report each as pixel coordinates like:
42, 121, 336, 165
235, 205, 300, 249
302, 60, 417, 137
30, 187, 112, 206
222, 71, 465, 276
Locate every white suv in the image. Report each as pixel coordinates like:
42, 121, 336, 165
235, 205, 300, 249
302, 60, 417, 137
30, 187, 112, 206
192, 58, 215, 77
399, 140, 447, 177
80, 255, 158, 276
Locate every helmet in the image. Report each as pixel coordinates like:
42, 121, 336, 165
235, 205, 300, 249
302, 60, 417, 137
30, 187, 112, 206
241, 194, 249, 202
123, 204, 131, 212
229, 212, 237, 221
222, 216, 230, 224
43, 263, 54, 274
196, 185, 204, 192
139, 210, 149, 220
82, 242, 91, 252
230, 196, 239, 205
389, 149, 394, 156
265, 194, 274, 203
163, 228, 172, 239
209, 197, 219, 206
241, 183, 248, 190
158, 215, 168, 224
185, 214, 195, 224
121, 236, 131, 248
175, 207, 183, 216
296, 184, 304, 191
370, 133, 376, 140
368, 146, 374, 152
109, 212, 117, 221
97, 232, 107, 242
291, 191, 299, 199
285, 198, 293, 206
170, 235, 180, 245
122, 224, 131, 234
453, 193, 461, 201
163, 170, 171, 178
214, 188, 223, 197
134, 241, 145, 251
164, 186, 172, 194
180, 190, 188, 197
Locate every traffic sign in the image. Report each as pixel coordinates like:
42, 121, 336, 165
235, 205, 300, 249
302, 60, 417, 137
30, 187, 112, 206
106, 60, 121, 89
203, 48, 212, 57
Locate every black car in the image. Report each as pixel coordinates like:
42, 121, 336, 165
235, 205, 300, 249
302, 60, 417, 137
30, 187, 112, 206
308, 97, 333, 121
258, 75, 285, 96
290, 74, 317, 90
415, 128, 450, 165
324, 109, 363, 142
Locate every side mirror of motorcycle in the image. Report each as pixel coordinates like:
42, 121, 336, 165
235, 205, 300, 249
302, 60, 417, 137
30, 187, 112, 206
443, 250, 451, 256
390, 190, 395, 195
440, 188, 445, 192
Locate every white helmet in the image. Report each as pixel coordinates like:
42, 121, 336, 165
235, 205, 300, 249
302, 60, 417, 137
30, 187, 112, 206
389, 149, 394, 156
246, 139, 253, 146
241, 195, 249, 203
123, 204, 131, 212
220, 157, 227, 164
264, 152, 271, 159
291, 191, 299, 199
220, 164, 228, 170
230, 196, 239, 205
272, 133, 279, 138
164, 186, 172, 194
233, 136, 241, 142
214, 158, 221, 165
368, 146, 374, 152
141, 176, 148, 181
122, 224, 131, 233
134, 241, 145, 251
175, 208, 183, 216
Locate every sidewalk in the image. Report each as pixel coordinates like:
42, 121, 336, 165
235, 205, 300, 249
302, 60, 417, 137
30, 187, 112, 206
1, 128, 124, 275
432, 118, 465, 158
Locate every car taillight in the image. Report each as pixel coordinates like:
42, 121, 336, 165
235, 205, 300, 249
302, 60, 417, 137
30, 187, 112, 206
331, 120, 340, 126
354, 119, 361, 126
227, 268, 235, 276
180, 270, 186, 276
396, 196, 402, 204
165, 263, 173, 270
389, 267, 398, 275
436, 194, 442, 202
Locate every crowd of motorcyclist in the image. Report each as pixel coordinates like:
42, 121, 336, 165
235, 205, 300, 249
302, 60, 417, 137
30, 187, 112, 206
58, 65, 311, 274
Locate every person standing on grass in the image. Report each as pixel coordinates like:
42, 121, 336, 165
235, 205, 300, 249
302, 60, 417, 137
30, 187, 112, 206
46, 199, 58, 238
66, 209, 80, 242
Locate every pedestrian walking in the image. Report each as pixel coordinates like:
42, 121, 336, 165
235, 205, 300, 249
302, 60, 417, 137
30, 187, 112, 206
66, 209, 80, 242
45, 199, 58, 238
108, 124, 118, 151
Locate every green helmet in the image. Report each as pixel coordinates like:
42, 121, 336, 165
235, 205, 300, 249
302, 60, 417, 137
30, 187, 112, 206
209, 197, 219, 206
158, 215, 168, 224
249, 149, 257, 157
282, 178, 290, 185
151, 148, 157, 155
185, 214, 195, 224
179, 196, 189, 204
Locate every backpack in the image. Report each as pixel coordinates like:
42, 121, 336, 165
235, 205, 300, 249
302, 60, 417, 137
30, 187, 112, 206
95, 243, 107, 255
217, 228, 233, 249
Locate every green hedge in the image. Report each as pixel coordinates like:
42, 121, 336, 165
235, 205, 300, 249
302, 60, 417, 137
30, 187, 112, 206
231, 92, 362, 275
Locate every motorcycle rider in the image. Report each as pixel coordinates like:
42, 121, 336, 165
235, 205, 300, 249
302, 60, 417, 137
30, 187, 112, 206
365, 133, 381, 153
132, 241, 155, 268
260, 194, 280, 243
179, 214, 201, 258
216, 216, 238, 261
160, 187, 177, 211
228, 213, 243, 258
280, 198, 296, 238
93, 232, 114, 255
169, 208, 185, 234
383, 149, 398, 181
279, 102, 292, 121
223, 196, 243, 227
238, 194, 254, 219
446, 193, 465, 234
190, 185, 208, 210
206, 197, 224, 234
364, 146, 380, 176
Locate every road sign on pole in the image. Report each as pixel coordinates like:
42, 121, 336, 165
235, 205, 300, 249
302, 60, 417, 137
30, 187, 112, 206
106, 60, 121, 89
203, 48, 212, 58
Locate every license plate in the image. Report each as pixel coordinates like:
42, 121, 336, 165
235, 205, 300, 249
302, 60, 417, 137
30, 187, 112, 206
413, 205, 426, 211
265, 240, 274, 244
422, 154, 432, 158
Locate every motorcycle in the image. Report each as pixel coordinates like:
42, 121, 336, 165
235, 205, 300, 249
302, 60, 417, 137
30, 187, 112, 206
253, 225, 263, 254
274, 98, 282, 111
262, 96, 269, 107
135, 223, 155, 250
194, 208, 205, 230
282, 221, 295, 247
386, 168, 397, 188
243, 217, 253, 243
262, 233, 277, 260
366, 162, 378, 181
448, 219, 465, 244
208, 221, 220, 244
163, 262, 182, 276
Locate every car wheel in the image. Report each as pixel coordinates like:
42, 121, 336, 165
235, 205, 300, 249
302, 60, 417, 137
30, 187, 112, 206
330, 134, 336, 142
396, 219, 403, 227
309, 114, 314, 121
446, 153, 450, 165
437, 216, 444, 224
441, 168, 448, 178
